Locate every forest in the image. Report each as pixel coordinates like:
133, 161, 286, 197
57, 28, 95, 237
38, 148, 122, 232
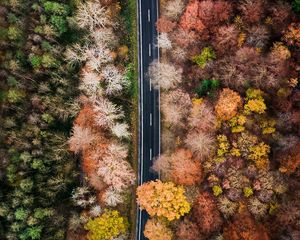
136, 0, 300, 240
0, 0, 136, 239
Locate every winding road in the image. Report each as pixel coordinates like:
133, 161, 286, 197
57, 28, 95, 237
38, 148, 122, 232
136, 0, 160, 239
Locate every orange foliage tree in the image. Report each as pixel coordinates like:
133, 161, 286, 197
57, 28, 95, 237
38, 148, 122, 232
223, 212, 270, 240
144, 218, 173, 240
215, 88, 242, 120
136, 180, 190, 221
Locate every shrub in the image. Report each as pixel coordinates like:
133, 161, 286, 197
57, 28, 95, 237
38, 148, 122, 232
84, 210, 128, 240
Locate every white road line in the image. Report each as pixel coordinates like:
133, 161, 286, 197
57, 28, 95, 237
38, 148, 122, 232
149, 78, 152, 91
138, 0, 143, 239
150, 148, 152, 161
149, 43, 151, 57
150, 113, 152, 126
148, 9, 151, 22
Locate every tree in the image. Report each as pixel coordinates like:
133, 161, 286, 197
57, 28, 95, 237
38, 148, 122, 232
136, 180, 190, 221
102, 187, 124, 207
75, 2, 113, 30
163, 0, 185, 20
179, 1, 205, 32
171, 149, 203, 185
223, 212, 270, 240
156, 16, 176, 33
144, 218, 173, 240
193, 192, 223, 235
153, 149, 203, 185
111, 123, 131, 139
101, 65, 126, 95
157, 33, 172, 50
93, 97, 124, 129
161, 89, 192, 128
97, 143, 135, 191
188, 100, 217, 133
84, 210, 128, 240
79, 71, 102, 97
176, 220, 204, 240
92, 28, 118, 49
69, 125, 97, 154
148, 60, 182, 90
283, 23, 300, 47
185, 132, 216, 160
179, 0, 232, 32
239, 0, 265, 24
215, 88, 242, 121
84, 46, 113, 72
213, 25, 239, 55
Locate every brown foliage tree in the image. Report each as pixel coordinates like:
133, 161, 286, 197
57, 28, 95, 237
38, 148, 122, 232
156, 16, 176, 33
239, 0, 265, 24
192, 192, 223, 235
213, 25, 239, 55
176, 219, 204, 240
223, 212, 270, 240
283, 23, 300, 47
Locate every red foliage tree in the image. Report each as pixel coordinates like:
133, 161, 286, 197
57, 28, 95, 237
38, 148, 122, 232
223, 212, 270, 240
192, 192, 223, 235
179, 0, 205, 32
156, 16, 176, 33
180, 0, 232, 33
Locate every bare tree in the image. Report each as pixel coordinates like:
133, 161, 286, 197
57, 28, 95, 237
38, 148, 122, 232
93, 97, 124, 128
79, 71, 103, 97
69, 125, 97, 154
101, 65, 126, 95
161, 89, 192, 128
157, 33, 172, 50
103, 187, 124, 206
92, 27, 118, 49
111, 123, 131, 139
75, 2, 113, 30
84, 46, 113, 72
97, 157, 136, 191
148, 60, 182, 90
185, 132, 216, 160
163, 0, 185, 20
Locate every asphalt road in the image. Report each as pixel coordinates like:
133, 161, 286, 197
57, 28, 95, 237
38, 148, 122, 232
136, 0, 160, 239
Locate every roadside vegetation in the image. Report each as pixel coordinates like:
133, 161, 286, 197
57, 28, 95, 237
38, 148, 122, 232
0, 0, 137, 239
137, 0, 300, 239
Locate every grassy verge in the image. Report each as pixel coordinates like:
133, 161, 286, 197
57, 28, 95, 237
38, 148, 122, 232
120, 0, 138, 239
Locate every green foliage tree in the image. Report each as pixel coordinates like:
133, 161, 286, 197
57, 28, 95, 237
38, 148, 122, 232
196, 79, 220, 97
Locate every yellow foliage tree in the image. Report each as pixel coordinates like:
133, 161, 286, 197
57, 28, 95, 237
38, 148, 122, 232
144, 218, 173, 240
84, 210, 128, 240
136, 180, 190, 221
